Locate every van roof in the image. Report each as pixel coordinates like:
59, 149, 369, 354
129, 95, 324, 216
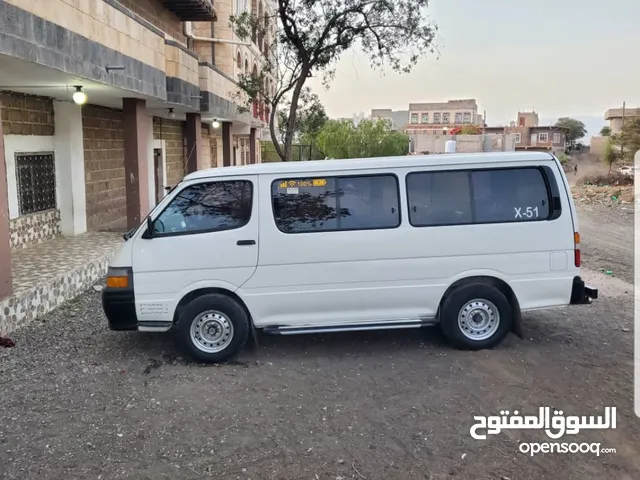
183, 151, 555, 181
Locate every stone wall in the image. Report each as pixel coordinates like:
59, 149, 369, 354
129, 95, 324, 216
82, 105, 127, 231
153, 117, 185, 187
1, 91, 60, 250
200, 124, 212, 169
0, 91, 54, 136
9, 209, 61, 250
412, 134, 516, 154
118, 0, 186, 44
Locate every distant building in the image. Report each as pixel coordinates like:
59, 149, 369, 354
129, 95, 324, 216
591, 105, 640, 157
336, 112, 368, 127
370, 108, 409, 131
604, 107, 640, 134
484, 111, 567, 155
405, 99, 485, 135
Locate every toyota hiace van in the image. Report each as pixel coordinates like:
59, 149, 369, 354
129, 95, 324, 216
102, 151, 598, 362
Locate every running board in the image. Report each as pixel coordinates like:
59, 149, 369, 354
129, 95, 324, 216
138, 321, 172, 332
262, 319, 437, 336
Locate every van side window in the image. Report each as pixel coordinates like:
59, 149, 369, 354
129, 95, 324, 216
153, 180, 252, 235
406, 167, 552, 227
472, 168, 550, 223
271, 175, 400, 233
406, 171, 472, 226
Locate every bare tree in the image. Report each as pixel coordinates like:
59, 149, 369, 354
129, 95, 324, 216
230, 0, 437, 161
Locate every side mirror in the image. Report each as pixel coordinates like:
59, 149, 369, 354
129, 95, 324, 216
142, 216, 154, 239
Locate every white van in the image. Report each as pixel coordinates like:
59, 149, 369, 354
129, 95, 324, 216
102, 151, 598, 362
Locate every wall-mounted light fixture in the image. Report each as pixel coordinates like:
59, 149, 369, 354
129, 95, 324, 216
168, 108, 176, 119
72, 86, 87, 105
211, 119, 220, 128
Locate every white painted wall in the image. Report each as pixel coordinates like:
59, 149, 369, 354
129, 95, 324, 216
4, 135, 56, 220
53, 101, 87, 236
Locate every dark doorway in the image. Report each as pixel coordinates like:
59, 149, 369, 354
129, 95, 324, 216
153, 148, 162, 204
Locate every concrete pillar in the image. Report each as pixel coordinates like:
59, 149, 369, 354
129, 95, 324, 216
53, 101, 87, 236
222, 121, 232, 167
249, 128, 257, 164
122, 98, 150, 230
185, 113, 202, 173
0, 106, 11, 299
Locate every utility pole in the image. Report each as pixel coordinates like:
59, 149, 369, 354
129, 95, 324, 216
620, 101, 626, 160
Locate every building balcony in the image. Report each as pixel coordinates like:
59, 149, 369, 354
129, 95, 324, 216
162, 0, 216, 21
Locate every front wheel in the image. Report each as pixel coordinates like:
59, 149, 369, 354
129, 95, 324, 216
175, 294, 250, 363
439, 284, 513, 350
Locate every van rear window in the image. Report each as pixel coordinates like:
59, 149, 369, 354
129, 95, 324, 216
271, 174, 400, 233
406, 167, 553, 227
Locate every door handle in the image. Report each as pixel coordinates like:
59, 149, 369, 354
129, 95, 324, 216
237, 240, 256, 246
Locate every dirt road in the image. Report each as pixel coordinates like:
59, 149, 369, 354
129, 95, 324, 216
0, 208, 637, 480
578, 204, 634, 283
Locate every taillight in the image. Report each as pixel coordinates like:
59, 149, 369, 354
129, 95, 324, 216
574, 232, 581, 267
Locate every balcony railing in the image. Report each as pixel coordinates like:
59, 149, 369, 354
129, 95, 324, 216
162, 0, 216, 21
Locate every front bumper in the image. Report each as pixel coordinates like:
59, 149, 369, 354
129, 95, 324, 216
102, 267, 138, 331
570, 276, 598, 305
102, 289, 138, 330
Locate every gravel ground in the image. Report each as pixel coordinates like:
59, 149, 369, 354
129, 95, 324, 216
0, 207, 637, 480
578, 203, 634, 284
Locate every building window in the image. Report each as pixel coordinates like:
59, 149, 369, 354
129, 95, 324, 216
271, 175, 400, 233
152, 181, 253, 236
15, 153, 56, 215
463, 112, 472, 124
553, 133, 561, 144
514, 133, 521, 143
410, 113, 418, 124
433, 113, 441, 124
442, 113, 450, 124
538, 132, 549, 143
406, 167, 552, 227
454, 112, 463, 124
421, 113, 429, 123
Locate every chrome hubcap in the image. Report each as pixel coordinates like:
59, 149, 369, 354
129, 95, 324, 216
457, 299, 500, 341
190, 311, 234, 353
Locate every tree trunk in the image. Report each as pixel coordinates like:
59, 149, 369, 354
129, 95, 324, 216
282, 72, 309, 161
268, 104, 285, 161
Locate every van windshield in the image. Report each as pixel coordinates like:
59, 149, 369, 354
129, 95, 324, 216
122, 183, 180, 240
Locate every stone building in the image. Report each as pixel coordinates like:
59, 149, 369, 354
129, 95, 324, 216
0, 0, 273, 334
405, 99, 485, 135
370, 108, 409, 131
484, 111, 568, 155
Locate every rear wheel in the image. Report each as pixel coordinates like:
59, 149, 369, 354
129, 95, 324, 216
439, 284, 512, 350
175, 294, 249, 363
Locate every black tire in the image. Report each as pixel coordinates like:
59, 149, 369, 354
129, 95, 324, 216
175, 293, 250, 363
439, 284, 512, 350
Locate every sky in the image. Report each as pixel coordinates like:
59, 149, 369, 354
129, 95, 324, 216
307, 0, 640, 141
